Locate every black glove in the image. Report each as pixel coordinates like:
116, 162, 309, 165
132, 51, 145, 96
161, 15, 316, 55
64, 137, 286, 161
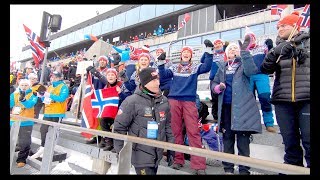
87, 66, 101, 78
238, 34, 251, 51
119, 70, 129, 82
157, 52, 166, 61
86, 66, 95, 73
37, 84, 47, 96
204, 39, 214, 48
294, 48, 308, 65
274, 41, 294, 57
167, 150, 175, 166
19, 91, 26, 102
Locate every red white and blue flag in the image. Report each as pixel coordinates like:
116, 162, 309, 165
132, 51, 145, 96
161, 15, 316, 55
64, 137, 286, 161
178, 13, 191, 31
297, 4, 310, 28
270, 4, 288, 16
23, 24, 45, 68
91, 86, 119, 119
80, 72, 119, 138
81, 73, 99, 138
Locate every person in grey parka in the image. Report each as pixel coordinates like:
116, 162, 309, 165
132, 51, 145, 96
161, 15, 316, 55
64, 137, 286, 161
113, 67, 174, 175
211, 35, 262, 175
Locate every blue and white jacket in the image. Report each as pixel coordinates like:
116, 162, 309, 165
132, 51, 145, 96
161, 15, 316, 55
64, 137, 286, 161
158, 52, 213, 102
249, 44, 268, 74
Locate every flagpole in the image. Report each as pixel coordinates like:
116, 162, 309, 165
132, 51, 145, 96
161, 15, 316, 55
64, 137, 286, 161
40, 29, 52, 85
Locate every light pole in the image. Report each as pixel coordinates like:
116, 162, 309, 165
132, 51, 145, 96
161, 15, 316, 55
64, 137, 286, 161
39, 12, 62, 84
39, 29, 52, 84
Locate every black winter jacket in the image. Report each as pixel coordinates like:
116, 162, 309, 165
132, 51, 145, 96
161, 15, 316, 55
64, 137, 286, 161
260, 32, 310, 103
113, 87, 174, 168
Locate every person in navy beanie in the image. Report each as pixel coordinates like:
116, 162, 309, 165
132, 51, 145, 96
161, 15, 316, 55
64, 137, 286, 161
157, 40, 213, 175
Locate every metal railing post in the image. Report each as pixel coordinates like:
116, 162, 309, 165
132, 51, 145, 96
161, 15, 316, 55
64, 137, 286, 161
40, 125, 60, 174
117, 142, 132, 174
10, 121, 21, 174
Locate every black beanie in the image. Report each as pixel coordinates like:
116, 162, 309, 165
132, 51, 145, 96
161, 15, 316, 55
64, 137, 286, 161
139, 67, 158, 87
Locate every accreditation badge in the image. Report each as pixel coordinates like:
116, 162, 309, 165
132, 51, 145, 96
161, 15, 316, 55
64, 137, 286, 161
147, 121, 158, 139
12, 106, 21, 115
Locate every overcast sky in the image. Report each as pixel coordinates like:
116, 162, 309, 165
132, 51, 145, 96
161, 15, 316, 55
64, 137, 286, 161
10, 4, 121, 60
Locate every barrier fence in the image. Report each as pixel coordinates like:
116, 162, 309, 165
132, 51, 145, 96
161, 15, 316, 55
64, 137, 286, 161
10, 114, 310, 175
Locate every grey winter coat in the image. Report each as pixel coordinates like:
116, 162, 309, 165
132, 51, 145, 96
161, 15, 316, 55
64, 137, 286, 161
212, 51, 262, 133
113, 87, 174, 168
260, 32, 310, 103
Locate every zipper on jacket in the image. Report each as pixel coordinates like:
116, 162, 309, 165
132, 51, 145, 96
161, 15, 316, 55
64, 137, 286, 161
291, 58, 296, 102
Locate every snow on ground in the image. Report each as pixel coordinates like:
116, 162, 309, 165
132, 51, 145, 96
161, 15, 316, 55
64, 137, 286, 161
31, 137, 93, 173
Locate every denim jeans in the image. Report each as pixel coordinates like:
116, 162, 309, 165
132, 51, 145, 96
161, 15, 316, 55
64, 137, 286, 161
274, 101, 310, 167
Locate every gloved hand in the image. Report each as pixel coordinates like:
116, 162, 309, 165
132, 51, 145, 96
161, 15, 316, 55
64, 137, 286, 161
157, 52, 166, 60
204, 39, 214, 48
157, 52, 167, 66
43, 92, 51, 98
87, 66, 101, 78
86, 66, 95, 73
219, 82, 226, 91
119, 70, 129, 82
273, 41, 294, 57
213, 82, 226, 94
36, 84, 47, 96
203, 39, 214, 54
294, 48, 308, 65
167, 150, 175, 167
238, 34, 252, 51
19, 91, 26, 102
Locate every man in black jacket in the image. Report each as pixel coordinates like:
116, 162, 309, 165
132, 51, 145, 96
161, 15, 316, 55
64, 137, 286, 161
113, 67, 174, 175
260, 11, 310, 169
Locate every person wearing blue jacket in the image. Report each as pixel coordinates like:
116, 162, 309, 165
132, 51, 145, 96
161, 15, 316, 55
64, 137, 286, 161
201, 39, 225, 121
157, 41, 213, 175
30, 71, 69, 159
211, 37, 262, 174
112, 45, 130, 62
246, 29, 276, 133
10, 79, 37, 168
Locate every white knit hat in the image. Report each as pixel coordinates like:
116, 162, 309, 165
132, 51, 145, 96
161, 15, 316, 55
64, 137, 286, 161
19, 79, 31, 87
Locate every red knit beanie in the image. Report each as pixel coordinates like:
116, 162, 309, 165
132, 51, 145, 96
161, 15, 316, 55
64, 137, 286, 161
106, 68, 118, 77
138, 53, 150, 61
98, 55, 108, 62
277, 11, 300, 30
180, 46, 193, 60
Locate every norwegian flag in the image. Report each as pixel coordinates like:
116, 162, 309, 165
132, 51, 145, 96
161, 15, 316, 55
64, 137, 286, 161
23, 24, 45, 68
81, 73, 99, 139
297, 4, 310, 28
178, 13, 191, 31
91, 86, 119, 119
270, 4, 288, 16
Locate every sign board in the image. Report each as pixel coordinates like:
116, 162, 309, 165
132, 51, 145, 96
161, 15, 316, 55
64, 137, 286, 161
113, 36, 120, 42
84, 40, 113, 60
76, 61, 94, 74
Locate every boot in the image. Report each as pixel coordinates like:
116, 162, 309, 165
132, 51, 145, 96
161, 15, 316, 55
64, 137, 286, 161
103, 137, 113, 151
99, 137, 106, 148
266, 126, 277, 133
167, 150, 175, 167
85, 136, 98, 144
